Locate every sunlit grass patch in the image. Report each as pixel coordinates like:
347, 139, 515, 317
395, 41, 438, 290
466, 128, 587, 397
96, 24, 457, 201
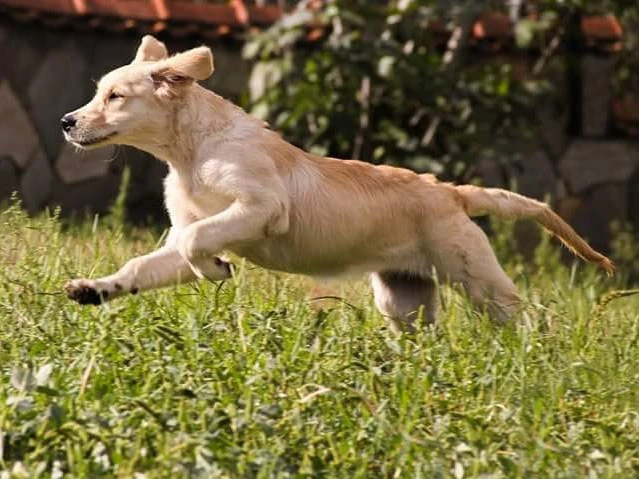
0, 203, 638, 478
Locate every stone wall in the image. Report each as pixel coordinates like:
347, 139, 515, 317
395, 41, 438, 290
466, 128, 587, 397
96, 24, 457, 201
476, 54, 639, 255
0, 19, 251, 223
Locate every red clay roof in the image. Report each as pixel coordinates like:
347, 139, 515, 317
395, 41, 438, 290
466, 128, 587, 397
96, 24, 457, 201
473, 12, 513, 40
0, 0, 625, 50
582, 15, 623, 41
581, 14, 623, 53
0, 0, 283, 37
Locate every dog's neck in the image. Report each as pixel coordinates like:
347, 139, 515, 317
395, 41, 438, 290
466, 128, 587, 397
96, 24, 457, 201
131, 86, 249, 168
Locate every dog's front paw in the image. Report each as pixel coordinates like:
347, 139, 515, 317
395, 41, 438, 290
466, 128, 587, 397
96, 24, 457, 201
64, 279, 109, 305
186, 257, 234, 282
196, 257, 234, 281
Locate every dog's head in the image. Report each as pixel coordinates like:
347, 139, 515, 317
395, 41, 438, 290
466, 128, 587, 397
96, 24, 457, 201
61, 36, 214, 150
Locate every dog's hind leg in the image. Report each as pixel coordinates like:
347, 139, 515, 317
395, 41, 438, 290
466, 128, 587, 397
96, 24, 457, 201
370, 272, 438, 333
432, 216, 520, 324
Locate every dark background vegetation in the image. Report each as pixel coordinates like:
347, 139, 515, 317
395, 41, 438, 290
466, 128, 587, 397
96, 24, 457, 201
243, 0, 639, 182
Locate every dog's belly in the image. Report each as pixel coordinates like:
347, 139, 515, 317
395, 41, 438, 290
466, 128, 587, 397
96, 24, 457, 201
229, 228, 418, 277
230, 240, 355, 275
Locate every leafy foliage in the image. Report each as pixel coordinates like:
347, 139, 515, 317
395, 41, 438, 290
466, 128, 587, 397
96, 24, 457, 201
613, 6, 639, 96
533, 0, 639, 96
243, 1, 549, 181
243, 0, 639, 182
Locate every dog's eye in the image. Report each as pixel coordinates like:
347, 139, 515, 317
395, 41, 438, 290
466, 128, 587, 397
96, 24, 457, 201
108, 92, 124, 101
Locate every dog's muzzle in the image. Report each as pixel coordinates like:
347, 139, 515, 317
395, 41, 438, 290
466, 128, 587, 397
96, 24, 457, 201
61, 114, 77, 133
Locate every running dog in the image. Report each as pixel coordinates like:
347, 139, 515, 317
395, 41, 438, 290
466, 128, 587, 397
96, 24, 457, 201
62, 36, 613, 330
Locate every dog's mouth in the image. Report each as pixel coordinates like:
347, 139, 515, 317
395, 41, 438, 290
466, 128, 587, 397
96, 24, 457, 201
67, 131, 117, 148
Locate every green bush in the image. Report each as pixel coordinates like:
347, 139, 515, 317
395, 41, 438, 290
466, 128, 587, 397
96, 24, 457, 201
243, 1, 550, 181
243, 0, 639, 182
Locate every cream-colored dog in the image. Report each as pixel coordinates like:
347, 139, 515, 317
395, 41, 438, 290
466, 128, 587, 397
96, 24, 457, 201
62, 36, 613, 330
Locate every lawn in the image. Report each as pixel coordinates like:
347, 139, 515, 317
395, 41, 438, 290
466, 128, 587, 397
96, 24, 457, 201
1, 201, 638, 478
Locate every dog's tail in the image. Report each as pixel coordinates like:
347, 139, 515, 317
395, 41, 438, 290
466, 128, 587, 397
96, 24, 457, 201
455, 184, 614, 275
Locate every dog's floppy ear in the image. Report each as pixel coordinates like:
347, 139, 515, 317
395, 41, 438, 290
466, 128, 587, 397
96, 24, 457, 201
150, 46, 214, 98
132, 35, 169, 63
158, 46, 214, 81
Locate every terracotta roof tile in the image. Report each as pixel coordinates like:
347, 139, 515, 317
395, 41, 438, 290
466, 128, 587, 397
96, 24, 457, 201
582, 15, 623, 41
0, 0, 285, 37
581, 15, 624, 53
472, 12, 513, 40
470, 12, 514, 53
0, 1, 626, 53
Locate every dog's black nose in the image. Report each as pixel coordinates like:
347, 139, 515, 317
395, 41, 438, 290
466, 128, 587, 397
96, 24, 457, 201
60, 114, 77, 132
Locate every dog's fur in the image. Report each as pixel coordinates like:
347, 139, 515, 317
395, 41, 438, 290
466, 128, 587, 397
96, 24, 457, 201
63, 36, 613, 330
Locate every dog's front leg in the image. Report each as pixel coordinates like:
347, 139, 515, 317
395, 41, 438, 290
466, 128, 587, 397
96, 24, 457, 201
177, 199, 286, 279
65, 229, 232, 305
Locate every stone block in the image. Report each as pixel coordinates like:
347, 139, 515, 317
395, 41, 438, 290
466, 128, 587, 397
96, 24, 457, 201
514, 150, 557, 202
87, 35, 136, 89
536, 58, 570, 160
0, 80, 42, 168
478, 149, 557, 202
537, 101, 570, 161
126, 149, 167, 191
581, 55, 615, 137
0, 25, 8, 56
0, 23, 50, 104
112, 147, 167, 198
143, 159, 169, 197
627, 168, 639, 230
28, 40, 88, 159
477, 152, 507, 189
476, 148, 559, 256
0, 155, 19, 202
118, 147, 157, 180
55, 142, 115, 184
570, 182, 627, 255
20, 150, 53, 213
125, 182, 168, 225
559, 140, 637, 194
49, 173, 121, 217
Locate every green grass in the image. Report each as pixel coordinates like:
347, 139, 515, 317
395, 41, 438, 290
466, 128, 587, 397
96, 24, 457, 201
1, 203, 639, 478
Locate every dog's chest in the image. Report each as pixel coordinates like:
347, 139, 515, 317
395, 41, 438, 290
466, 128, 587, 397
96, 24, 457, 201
186, 188, 234, 221
189, 188, 232, 218
165, 170, 233, 221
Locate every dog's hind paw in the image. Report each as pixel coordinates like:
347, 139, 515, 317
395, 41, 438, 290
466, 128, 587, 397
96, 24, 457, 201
64, 280, 108, 305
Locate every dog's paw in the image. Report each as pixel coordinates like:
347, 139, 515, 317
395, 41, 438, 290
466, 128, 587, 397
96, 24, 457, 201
64, 279, 109, 305
188, 257, 234, 281
214, 257, 234, 279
